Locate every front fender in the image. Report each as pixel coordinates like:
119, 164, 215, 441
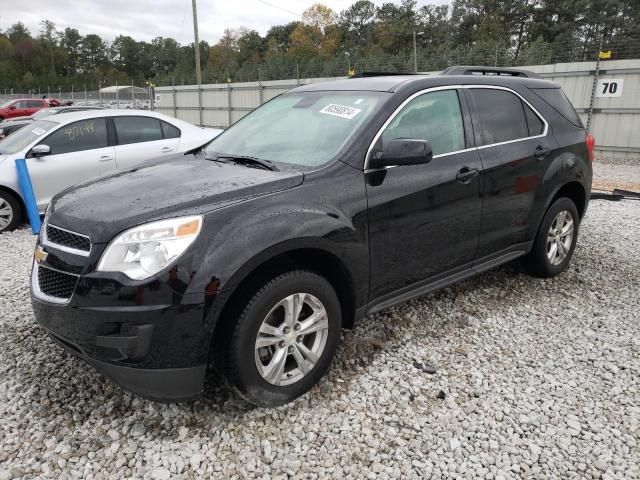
181, 165, 369, 330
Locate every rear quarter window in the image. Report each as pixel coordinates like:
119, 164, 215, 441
161, 121, 181, 139
531, 88, 583, 128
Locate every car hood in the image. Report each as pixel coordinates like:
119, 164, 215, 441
49, 154, 304, 243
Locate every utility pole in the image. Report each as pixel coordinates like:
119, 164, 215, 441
413, 31, 424, 73
192, 0, 202, 86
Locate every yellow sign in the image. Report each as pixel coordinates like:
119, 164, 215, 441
348, 69, 356, 77
599, 50, 612, 59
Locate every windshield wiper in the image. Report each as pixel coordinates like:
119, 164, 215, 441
215, 154, 278, 171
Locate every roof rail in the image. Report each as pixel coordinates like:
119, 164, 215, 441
349, 71, 417, 78
441, 66, 542, 79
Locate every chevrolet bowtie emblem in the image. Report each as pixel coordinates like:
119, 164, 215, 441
34, 246, 48, 263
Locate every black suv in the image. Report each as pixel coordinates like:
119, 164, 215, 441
31, 66, 593, 406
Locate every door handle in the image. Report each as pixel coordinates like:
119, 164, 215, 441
456, 167, 479, 183
99, 155, 113, 162
161, 147, 172, 153
534, 145, 550, 160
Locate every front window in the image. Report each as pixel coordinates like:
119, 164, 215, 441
381, 89, 465, 156
0, 120, 57, 155
43, 118, 109, 154
204, 91, 387, 170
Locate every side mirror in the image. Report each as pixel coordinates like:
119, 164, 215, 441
369, 138, 433, 169
30, 144, 51, 158
9, 105, 16, 110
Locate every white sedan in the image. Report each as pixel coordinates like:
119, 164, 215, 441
0, 110, 221, 232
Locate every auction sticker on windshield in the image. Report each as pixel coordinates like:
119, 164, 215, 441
319, 104, 362, 120
32, 127, 46, 136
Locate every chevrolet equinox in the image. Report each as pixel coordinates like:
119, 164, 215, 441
30, 66, 593, 406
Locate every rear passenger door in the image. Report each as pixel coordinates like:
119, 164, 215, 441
26, 99, 44, 115
464, 86, 551, 259
112, 116, 181, 170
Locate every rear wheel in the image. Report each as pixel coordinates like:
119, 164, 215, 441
0, 191, 21, 233
217, 270, 341, 407
524, 197, 579, 278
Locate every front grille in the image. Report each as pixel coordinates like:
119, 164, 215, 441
46, 224, 91, 253
37, 265, 78, 300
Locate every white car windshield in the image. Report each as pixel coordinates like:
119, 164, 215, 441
0, 120, 57, 155
204, 91, 387, 170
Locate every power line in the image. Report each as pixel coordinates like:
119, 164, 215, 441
254, 0, 302, 17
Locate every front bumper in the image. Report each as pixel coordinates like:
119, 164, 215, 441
31, 253, 213, 402
45, 325, 206, 402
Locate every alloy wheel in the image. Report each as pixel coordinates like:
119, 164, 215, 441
546, 210, 574, 266
254, 293, 329, 386
0, 198, 14, 231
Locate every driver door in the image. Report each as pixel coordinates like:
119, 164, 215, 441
366, 88, 483, 301
27, 118, 116, 209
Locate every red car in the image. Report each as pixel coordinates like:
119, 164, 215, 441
0, 98, 52, 120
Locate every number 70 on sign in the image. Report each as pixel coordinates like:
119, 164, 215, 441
596, 79, 624, 98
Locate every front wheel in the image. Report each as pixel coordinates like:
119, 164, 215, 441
0, 191, 21, 233
524, 197, 579, 278
218, 270, 342, 407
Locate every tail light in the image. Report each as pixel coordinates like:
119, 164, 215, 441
586, 134, 596, 163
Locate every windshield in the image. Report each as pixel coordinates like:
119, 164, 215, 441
204, 91, 386, 170
32, 108, 56, 119
0, 100, 14, 108
0, 120, 57, 155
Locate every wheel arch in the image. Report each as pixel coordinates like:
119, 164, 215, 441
549, 180, 587, 219
214, 245, 357, 335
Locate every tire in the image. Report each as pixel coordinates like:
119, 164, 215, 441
524, 197, 579, 278
217, 270, 342, 407
0, 191, 21, 233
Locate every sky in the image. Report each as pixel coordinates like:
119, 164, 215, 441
0, 0, 450, 44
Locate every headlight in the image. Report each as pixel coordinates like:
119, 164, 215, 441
97, 216, 202, 280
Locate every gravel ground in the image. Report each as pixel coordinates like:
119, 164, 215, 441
592, 159, 640, 192
1, 199, 639, 480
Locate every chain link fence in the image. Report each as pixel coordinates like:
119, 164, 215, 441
0, 88, 153, 110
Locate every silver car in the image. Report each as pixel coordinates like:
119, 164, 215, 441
0, 110, 221, 232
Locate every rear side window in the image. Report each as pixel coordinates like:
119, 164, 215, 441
42, 118, 109, 155
161, 121, 181, 139
114, 116, 163, 145
524, 104, 544, 136
468, 89, 529, 146
382, 89, 465, 156
531, 88, 583, 128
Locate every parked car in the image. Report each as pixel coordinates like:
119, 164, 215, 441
30, 67, 593, 406
0, 110, 222, 231
0, 121, 30, 140
0, 106, 107, 140
0, 98, 50, 120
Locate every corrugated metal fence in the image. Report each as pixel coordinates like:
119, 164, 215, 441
155, 59, 640, 161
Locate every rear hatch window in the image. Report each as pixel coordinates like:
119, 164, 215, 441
530, 88, 583, 128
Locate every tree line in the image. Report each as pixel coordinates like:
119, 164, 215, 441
1, 0, 638, 91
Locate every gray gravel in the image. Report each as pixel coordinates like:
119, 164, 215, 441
1, 199, 639, 479
593, 159, 640, 184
